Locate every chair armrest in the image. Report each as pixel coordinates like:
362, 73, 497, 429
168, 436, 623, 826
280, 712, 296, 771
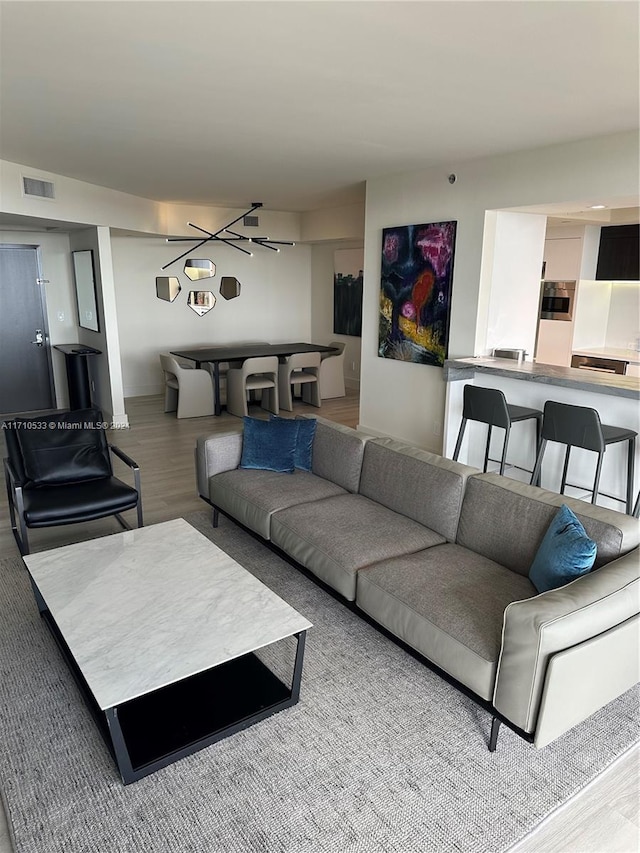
195, 431, 243, 500
109, 444, 139, 470
493, 547, 640, 734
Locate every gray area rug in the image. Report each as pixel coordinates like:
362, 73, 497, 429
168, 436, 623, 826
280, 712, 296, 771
0, 511, 638, 853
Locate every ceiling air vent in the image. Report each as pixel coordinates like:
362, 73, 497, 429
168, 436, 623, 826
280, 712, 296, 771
22, 176, 55, 199
243, 214, 259, 227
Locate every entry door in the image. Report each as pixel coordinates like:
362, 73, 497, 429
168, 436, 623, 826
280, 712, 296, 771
0, 245, 55, 414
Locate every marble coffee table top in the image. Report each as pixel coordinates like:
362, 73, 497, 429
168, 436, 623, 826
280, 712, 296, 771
23, 519, 312, 710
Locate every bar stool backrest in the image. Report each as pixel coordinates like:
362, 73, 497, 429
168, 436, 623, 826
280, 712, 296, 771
541, 401, 605, 453
462, 385, 510, 429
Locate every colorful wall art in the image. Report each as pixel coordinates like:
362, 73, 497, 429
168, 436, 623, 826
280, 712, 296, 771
379, 221, 457, 366
334, 248, 364, 337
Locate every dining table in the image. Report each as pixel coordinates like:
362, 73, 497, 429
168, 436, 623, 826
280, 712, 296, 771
170, 342, 339, 415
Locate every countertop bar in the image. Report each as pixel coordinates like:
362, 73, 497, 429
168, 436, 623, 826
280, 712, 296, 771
444, 357, 640, 400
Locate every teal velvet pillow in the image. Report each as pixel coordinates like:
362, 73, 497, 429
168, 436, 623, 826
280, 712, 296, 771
270, 416, 317, 471
240, 416, 298, 473
529, 504, 597, 593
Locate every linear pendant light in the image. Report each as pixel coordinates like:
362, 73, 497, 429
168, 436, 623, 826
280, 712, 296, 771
161, 202, 295, 270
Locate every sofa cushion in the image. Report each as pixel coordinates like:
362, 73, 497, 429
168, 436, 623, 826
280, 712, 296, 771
271, 494, 446, 601
305, 416, 370, 493
240, 416, 298, 473
270, 415, 317, 471
358, 438, 478, 541
529, 504, 597, 593
210, 468, 347, 539
356, 544, 537, 700
457, 473, 636, 577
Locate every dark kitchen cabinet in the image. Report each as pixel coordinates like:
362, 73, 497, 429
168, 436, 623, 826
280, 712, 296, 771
596, 224, 639, 281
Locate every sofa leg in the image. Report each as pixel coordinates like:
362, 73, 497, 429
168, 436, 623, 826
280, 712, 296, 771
212, 507, 219, 528
489, 716, 501, 752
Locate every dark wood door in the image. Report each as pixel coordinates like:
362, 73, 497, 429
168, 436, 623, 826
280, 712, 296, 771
0, 245, 55, 415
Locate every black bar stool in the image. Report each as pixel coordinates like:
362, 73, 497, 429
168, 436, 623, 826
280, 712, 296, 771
529, 400, 637, 514
452, 385, 543, 476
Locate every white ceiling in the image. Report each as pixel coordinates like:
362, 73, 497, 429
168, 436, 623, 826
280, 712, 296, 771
1, 1, 639, 213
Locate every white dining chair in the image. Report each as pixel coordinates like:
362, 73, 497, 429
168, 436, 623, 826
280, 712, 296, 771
278, 352, 321, 411
226, 356, 279, 418
319, 341, 346, 399
159, 353, 215, 418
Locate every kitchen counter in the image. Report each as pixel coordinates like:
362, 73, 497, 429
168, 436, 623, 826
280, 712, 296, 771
442, 356, 639, 510
443, 356, 640, 400
571, 346, 640, 366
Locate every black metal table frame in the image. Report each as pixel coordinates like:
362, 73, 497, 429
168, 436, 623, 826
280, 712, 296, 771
170, 342, 338, 416
30, 577, 307, 784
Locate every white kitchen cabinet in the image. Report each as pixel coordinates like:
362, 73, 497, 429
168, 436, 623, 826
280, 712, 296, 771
535, 319, 573, 366
625, 363, 640, 378
543, 237, 582, 281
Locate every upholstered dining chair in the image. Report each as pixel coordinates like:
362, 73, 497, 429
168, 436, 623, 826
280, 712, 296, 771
226, 356, 279, 418
3, 407, 143, 555
159, 353, 215, 418
278, 351, 321, 411
319, 341, 346, 399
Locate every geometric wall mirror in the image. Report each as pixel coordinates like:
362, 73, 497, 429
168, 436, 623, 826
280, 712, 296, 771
156, 276, 181, 303
187, 290, 216, 316
220, 276, 241, 300
184, 259, 216, 281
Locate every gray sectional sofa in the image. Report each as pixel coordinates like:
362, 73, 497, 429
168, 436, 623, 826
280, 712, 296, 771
196, 416, 640, 750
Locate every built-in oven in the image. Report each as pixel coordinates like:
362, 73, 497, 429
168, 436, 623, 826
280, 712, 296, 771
540, 280, 576, 321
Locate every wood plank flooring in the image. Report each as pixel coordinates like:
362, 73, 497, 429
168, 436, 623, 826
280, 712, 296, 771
0, 390, 637, 852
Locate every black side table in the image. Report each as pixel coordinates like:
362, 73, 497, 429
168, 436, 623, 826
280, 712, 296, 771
54, 345, 102, 410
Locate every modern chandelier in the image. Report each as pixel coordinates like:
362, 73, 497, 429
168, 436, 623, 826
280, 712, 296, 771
161, 202, 295, 270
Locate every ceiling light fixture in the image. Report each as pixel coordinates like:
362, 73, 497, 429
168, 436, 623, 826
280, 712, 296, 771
589, 204, 607, 209
161, 202, 295, 270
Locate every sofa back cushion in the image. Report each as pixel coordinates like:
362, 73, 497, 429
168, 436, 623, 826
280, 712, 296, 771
358, 438, 478, 541
457, 473, 639, 577
304, 416, 370, 493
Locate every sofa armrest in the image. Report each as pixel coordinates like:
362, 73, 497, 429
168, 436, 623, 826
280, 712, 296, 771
493, 547, 640, 734
195, 431, 243, 500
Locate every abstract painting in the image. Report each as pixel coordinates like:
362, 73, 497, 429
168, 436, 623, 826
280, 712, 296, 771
334, 248, 363, 337
379, 221, 457, 366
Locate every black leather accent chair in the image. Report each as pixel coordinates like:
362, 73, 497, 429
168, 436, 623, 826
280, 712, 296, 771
3, 407, 143, 555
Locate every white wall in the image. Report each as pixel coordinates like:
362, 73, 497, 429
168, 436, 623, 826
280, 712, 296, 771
111, 236, 313, 397
361, 131, 639, 450
310, 242, 363, 387
606, 282, 640, 348
483, 212, 547, 358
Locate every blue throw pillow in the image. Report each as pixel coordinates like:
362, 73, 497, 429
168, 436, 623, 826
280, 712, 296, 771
240, 416, 298, 473
529, 504, 597, 593
269, 415, 317, 471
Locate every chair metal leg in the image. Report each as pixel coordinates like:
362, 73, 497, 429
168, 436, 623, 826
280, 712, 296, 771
626, 437, 636, 515
483, 425, 493, 473
530, 438, 547, 487
499, 425, 511, 475
452, 419, 467, 461
591, 451, 604, 505
560, 446, 572, 495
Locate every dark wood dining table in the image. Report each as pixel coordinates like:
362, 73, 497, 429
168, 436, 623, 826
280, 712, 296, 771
170, 342, 339, 415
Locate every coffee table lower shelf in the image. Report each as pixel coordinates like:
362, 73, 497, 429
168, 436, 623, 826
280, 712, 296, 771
42, 609, 307, 784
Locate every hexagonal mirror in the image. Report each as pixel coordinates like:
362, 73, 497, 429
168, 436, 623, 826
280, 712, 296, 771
184, 259, 216, 281
156, 276, 181, 303
187, 290, 216, 316
220, 276, 241, 300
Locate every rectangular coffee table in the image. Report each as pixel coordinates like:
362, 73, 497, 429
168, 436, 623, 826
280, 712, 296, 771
23, 518, 312, 784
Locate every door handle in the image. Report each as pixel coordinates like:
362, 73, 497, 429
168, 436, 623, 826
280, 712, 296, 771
31, 329, 44, 346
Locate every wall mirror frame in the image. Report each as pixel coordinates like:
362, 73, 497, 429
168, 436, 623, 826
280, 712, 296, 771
72, 250, 100, 332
